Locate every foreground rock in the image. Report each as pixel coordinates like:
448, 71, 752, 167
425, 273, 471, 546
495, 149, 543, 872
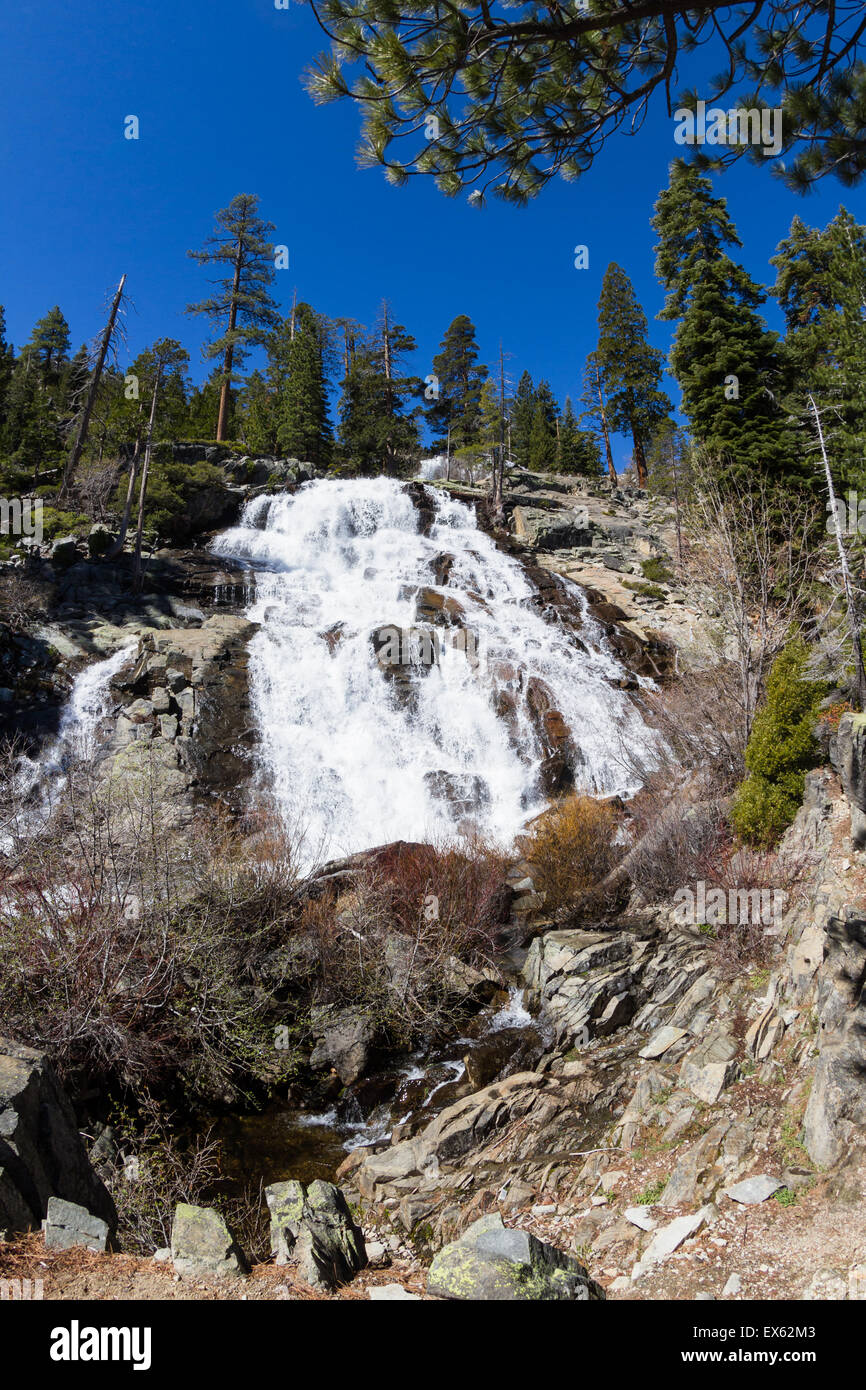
170, 1203, 248, 1279
43, 1197, 112, 1253
427, 1212, 604, 1301
0, 1037, 117, 1239
266, 1179, 366, 1291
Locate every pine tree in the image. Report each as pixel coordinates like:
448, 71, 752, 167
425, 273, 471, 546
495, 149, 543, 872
338, 304, 420, 475
527, 379, 559, 472
558, 395, 602, 476
26, 306, 70, 385
652, 161, 795, 487
240, 370, 279, 454
579, 352, 617, 482
187, 194, 280, 441
1, 356, 64, 483
771, 208, 866, 489
269, 302, 333, 465
426, 314, 488, 449
510, 370, 535, 467
0, 308, 15, 433
596, 263, 670, 488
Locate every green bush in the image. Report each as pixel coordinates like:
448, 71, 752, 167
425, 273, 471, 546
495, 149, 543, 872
641, 557, 674, 584
115, 455, 226, 543
731, 637, 825, 846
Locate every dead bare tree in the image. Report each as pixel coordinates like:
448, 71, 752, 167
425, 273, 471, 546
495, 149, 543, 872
60, 274, 127, 498
810, 393, 866, 709
683, 456, 820, 749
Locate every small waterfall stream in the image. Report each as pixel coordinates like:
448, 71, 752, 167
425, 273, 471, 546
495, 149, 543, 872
1, 644, 135, 850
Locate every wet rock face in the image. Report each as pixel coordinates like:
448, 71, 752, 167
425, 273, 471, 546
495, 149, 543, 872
0, 1037, 117, 1239
108, 613, 259, 815
525, 676, 579, 796
309, 1006, 377, 1087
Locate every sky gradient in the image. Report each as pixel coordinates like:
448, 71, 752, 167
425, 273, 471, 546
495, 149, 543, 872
2, 0, 864, 464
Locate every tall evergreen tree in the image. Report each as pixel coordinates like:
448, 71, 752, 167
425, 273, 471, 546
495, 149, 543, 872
426, 314, 488, 450
652, 161, 795, 486
0, 307, 15, 433
579, 352, 617, 482
338, 303, 420, 475
527, 379, 559, 471
558, 395, 602, 476
240, 370, 279, 454
510, 370, 536, 467
187, 194, 280, 441
771, 208, 866, 489
26, 306, 70, 385
596, 263, 670, 488
269, 302, 333, 465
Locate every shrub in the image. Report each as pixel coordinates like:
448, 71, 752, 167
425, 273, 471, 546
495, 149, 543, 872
298, 837, 510, 1045
526, 794, 619, 917
114, 455, 227, 543
626, 796, 728, 903
731, 637, 825, 846
641, 557, 674, 584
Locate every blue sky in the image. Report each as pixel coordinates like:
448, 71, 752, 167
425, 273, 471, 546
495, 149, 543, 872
1, 0, 864, 464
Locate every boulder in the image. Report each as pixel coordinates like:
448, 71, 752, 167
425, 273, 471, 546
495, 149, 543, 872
512, 506, 593, 552
170, 1203, 247, 1278
87, 524, 115, 558
50, 537, 79, 569
43, 1197, 112, 1252
427, 1212, 604, 1301
0, 1037, 117, 1239
309, 1005, 376, 1086
265, 1179, 366, 1291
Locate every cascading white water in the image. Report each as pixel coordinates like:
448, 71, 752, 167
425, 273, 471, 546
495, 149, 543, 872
1, 645, 135, 850
212, 478, 661, 865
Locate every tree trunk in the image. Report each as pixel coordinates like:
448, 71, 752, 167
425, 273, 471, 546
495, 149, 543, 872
631, 421, 648, 488
810, 393, 866, 708
131, 363, 163, 593
593, 359, 616, 483
216, 244, 243, 442
61, 274, 126, 496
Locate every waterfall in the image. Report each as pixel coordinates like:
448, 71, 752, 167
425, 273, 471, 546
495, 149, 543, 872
1, 645, 135, 850
212, 478, 661, 865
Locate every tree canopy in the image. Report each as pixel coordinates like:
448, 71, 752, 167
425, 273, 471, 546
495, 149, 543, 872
304, 0, 866, 203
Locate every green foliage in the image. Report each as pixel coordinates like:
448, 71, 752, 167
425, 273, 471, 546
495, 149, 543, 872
731, 637, 826, 845
635, 1178, 667, 1205
652, 162, 800, 488
596, 263, 670, 483
426, 314, 488, 449
337, 303, 420, 475
640, 557, 674, 583
557, 395, 601, 476
771, 207, 866, 491
268, 303, 334, 465
116, 455, 225, 543
303, 2, 866, 202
